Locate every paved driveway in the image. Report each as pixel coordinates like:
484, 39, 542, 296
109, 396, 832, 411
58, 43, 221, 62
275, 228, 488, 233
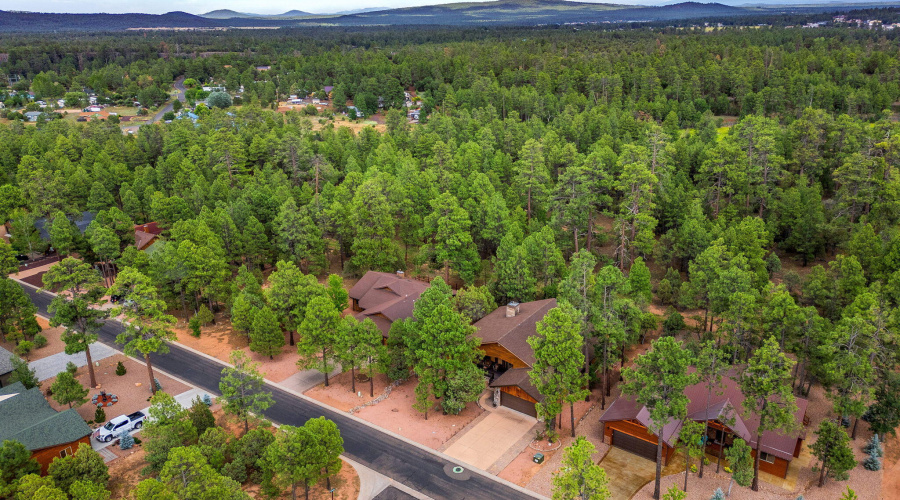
443, 407, 537, 470
598, 447, 657, 500
30, 343, 117, 381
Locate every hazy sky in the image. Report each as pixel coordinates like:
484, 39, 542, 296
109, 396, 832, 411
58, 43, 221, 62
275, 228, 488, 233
3, 0, 605, 15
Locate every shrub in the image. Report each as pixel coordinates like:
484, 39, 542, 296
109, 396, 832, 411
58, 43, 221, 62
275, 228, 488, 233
196, 305, 214, 326
154, 378, 162, 391
189, 315, 201, 337
765, 252, 782, 276
723, 466, 732, 473
94, 406, 106, 423
33, 334, 47, 348
662, 308, 686, 336
119, 430, 134, 450
133, 437, 142, 445
703, 457, 711, 465
864, 434, 883, 457
203, 393, 213, 406
116, 361, 126, 376
710, 487, 725, 500
863, 455, 881, 471
690, 464, 698, 473
14, 341, 34, 357
66, 361, 79, 376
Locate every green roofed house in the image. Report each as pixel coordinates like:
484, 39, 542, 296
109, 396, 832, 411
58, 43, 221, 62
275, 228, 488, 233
0, 381, 92, 473
0, 347, 17, 387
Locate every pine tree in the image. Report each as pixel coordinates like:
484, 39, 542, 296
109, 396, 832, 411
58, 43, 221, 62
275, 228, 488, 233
551, 437, 609, 500
739, 336, 798, 491
724, 438, 753, 497
219, 351, 274, 435
528, 301, 588, 438
50, 371, 88, 409
249, 306, 285, 359
810, 420, 855, 487
297, 296, 341, 387
622, 336, 697, 500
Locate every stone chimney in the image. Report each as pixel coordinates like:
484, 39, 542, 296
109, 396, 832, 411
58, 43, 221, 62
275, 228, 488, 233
506, 302, 520, 318
396, 270, 405, 279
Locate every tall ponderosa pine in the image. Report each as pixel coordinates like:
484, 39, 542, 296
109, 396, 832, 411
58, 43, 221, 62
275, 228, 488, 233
219, 350, 275, 435
810, 420, 855, 487
739, 336, 797, 491
42, 257, 108, 389
249, 306, 285, 359
297, 296, 341, 387
110, 268, 177, 395
528, 301, 589, 438
622, 336, 697, 500
551, 437, 610, 500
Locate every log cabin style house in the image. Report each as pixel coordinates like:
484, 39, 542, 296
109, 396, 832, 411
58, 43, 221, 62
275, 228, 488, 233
599, 373, 808, 478
475, 298, 558, 418
0, 382, 93, 474
349, 270, 431, 338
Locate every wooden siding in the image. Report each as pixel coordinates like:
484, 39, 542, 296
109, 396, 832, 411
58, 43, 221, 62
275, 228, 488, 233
499, 385, 537, 403
32, 435, 91, 474
479, 343, 528, 368
602, 420, 674, 464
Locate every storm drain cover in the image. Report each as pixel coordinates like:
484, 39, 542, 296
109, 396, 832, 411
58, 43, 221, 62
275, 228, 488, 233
443, 464, 472, 480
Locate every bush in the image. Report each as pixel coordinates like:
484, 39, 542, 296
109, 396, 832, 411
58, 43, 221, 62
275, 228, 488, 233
663, 308, 686, 337
94, 406, 106, 423
689, 464, 698, 473
710, 487, 725, 500
154, 378, 162, 391
66, 361, 79, 376
703, 457, 711, 465
197, 305, 215, 326
765, 252, 782, 276
203, 393, 212, 406
863, 455, 882, 471
119, 430, 134, 450
189, 315, 201, 337
33, 334, 47, 348
14, 341, 34, 357
116, 361, 126, 376
133, 437, 142, 445
864, 434, 883, 457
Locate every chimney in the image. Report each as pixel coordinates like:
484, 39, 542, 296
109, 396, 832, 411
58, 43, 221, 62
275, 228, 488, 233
506, 302, 520, 318
396, 270, 405, 279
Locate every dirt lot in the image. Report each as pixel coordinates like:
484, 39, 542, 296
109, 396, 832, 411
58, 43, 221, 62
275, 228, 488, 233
0, 315, 64, 361
305, 369, 392, 412
347, 375, 483, 450
43, 354, 190, 423
171, 310, 302, 383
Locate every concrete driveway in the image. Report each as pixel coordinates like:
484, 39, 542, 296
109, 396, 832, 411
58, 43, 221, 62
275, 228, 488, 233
598, 447, 657, 500
443, 406, 536, 470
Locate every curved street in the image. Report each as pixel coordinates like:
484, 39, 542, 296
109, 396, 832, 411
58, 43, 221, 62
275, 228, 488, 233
18, 282, 542, 500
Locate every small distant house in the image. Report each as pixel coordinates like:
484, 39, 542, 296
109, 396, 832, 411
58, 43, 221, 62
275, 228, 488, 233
88, 105, 102, 112
201, 86, 226, 92
0, 346, 18, 388
88, 95, 97, 105
255, 65, 271, 71
134, 222, 163, 253
322, 86, 334, 95
0, 102, 5, 109
0, 382, 92, 474
34, 211, 95, 241
408, 110, 421, 121
24, 111, 42, 122
56, 99, 66, 108
349, 271, 431, 338
345, 106, 364, 118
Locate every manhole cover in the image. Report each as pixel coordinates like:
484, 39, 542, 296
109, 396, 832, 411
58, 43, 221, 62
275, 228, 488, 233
443, 464, 472, 480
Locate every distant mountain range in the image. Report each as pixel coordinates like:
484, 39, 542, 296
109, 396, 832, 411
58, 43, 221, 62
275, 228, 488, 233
0, 0, 895, 32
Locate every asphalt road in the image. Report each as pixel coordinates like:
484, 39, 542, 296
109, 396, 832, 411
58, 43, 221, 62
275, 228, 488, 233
150, 76, 187, 124
20, 283, 538, 500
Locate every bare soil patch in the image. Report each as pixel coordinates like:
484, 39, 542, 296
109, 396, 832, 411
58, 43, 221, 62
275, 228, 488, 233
305, 370, 392, 412
353, 376, 483, 450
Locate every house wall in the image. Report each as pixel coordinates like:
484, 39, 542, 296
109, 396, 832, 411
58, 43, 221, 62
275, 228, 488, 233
31, 435, 91, 474
602, 420, 675, 464
499, 385, 537, 404
704, 441, 792, 478
478, 343, 528, 368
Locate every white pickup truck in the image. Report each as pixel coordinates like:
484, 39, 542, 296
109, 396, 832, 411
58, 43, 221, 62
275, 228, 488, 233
93, 411, 146, 443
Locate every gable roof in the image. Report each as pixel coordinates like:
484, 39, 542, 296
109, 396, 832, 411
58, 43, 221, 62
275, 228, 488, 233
473, 299, 557, 367
489, 368, 543, 402
0, 382, 92, 451
599, 372, 808, 462
34, 212, 95, 241
350, 271, 431, 336
0, 347, 17, 376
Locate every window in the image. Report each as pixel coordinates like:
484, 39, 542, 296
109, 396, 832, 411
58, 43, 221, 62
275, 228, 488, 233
760, 451, 775, 464
59, 447, 73, 458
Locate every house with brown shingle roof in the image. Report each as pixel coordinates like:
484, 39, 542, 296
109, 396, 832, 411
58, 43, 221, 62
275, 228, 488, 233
474, 299, 557, 418
349, 271, 431, 337
599, 371, 808, 478
134, 222, 163, 252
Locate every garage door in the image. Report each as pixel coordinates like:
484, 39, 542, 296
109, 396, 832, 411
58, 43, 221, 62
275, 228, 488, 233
612, 430, 658, 462
499, 391, 537, 418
